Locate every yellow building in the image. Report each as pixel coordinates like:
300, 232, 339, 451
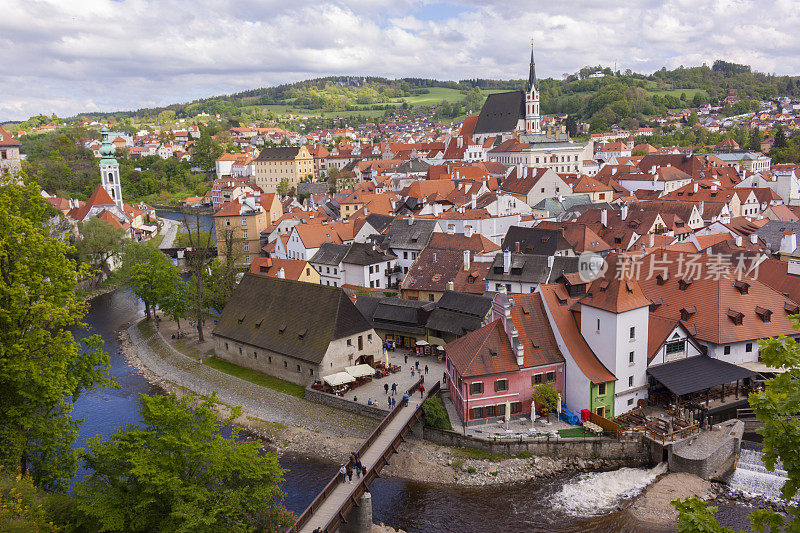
213, 196, 269, 266
253, 146, 313, 194
247, 257, 320, 284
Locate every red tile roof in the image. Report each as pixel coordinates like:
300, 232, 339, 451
445, 320, 518, 378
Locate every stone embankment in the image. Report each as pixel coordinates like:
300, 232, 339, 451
627, 472, 712, 529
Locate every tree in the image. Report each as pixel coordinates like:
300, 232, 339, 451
276, 178, 292, 197
75, 393, 293, 532
687, 112, 700, 126
0, 176, 112, 490
749, 128, 763, 151
193, 129, 223, 173
181, 209, 216, 342
76, 218, 126, 278
774, 126, 787, 149
121, 243, 181, 320
532, 384, 559, 414
564, 115, 578, 137
674, 315, 800, 532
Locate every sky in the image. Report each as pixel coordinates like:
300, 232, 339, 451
2, 0, 800, 122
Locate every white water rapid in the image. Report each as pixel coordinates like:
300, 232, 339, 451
550, 462, 668, 517
728, 448, 791, 502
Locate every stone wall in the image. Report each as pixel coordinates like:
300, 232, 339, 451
423, 426, 652, 463
669, 420, 743, 480
305, 387, 388, 420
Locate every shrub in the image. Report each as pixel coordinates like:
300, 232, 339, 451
422, 395, 452, 430
532, 384, 559, 414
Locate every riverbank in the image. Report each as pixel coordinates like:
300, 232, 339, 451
627, 472, 712, 530
119, 319, 649, 489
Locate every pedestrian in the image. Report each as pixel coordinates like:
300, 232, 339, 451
388, 396, 392, 408
419, 384, 425, 398
443, 371, 447, 384
403, 392, 409, 407
355, 452, 363, 476
384, 383, 389, 395
346, 462, 353, 483
404, 354, 408, 364
411, 367, 415, 377
425, 364, 429, 375
339, 464, 347, 484
392, 397, 396, 408
353, 396, 357, 402
391, 382, 397, 395
415, 360, 420, 370
367, 398, 373, 405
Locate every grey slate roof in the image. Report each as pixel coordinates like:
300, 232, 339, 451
754, 220, 800, 254
647, 356, 755, 396
343, 242, 397, 266
212, 274, 372, 365
355, 296, 433, 336
363, 213, 395, 234
531, 194, 594, 216
298, 182, 329, 196
310, 242, 350, 266
501, 226, 573, 256
393, 158, 430, 174
486, 253, 580, 284
385, 218, 438, 251
474, 91, 525, 135
426, 290, 492, 336
254, 147, 302, 161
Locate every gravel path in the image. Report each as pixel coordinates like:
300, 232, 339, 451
126, 321, 377, 439
158, 219, 180, 249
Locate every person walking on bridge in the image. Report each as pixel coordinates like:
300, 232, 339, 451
391, 382, 397, 395
384, 383, 389, 395
403, 392, 409, 407
339, 465, 347, 484
419, 384, 425, 398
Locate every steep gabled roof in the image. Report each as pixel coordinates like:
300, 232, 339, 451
444, 320, 519, 377
473, 91, 525, 135
212, 274, 372, 365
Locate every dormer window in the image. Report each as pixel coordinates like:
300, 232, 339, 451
755, 306, 773, 322
786, 302, 800, 315
678, 278, 693, 291
727, 309, 744, 325
255, 318, 263, 328
298, 328, 307, 339
656, 273, 669, 285
680, 306, 697, 321
237, 313, 245, 324
649, 298, 663, 312
278, 323, 287, 334
733, 280, 750, 295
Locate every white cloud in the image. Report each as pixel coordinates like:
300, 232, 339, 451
1, 0, 800, 121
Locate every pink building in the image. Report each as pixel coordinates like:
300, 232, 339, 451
445, 291, 565, 425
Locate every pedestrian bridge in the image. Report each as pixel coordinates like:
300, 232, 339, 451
289, 379, 438, 533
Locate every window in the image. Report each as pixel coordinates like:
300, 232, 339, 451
238, 346, 242, 355
533, 373, 543, 385
746, 343, 753, 352
497, 403, 506, 416
485, 405, 495, 418
471, 407, 483, 420
596, 318, 600, 331
511, 402, 521, 414
241, 218, 247, 226
225, 218, 231, 226
428, 294, 435, 302
309, 368, 314, 376
347, 339, 352, 346
546, 371, 556, 383
629, 351, 635, 364
225, 342, 229, 350
469, 382, 484, 395
268, 356, 272, 363
242, 230, 248, 239
629, 326, 635, 340
666, 341, 685, 355
367, 334, 372, 341
283, 361, 288, 368
628, 398, 634, 406
404, 252, 408, 259
253, 351, 258, 359
245, 255, 250, 263
494, 379, 509, 392
358, 336, 363, 350
598, 382, 606, 396
297, 364, 301, 373
628, 376, 634, 387
243, 243, 249, 252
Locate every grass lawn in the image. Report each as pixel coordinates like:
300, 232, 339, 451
203, 356, 306, 398
647, 87, 707, 100
558, 427, 602, 438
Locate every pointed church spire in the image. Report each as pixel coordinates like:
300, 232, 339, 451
528, 39, 537, 91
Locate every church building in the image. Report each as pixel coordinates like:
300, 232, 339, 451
472, 44, 593, 174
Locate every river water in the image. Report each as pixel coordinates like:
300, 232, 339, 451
70, 288, 762, 532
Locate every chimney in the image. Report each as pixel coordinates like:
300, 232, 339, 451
648, 233, 655, 247
693, 182, 699, 193
515, 241, 520, 253
465, 226, 474, 238
463, 250, 471, 271
611, 167, 617, 176
547, 255, 554, 269
750, 233, 758, 245
735, 235, 743, 247
601, 209, 608, 227
503, 249, 511, 273
276, 267, 285, 279
711, 184, 718, 191
780, 231, 797, 254
471, 193, 477, 209
408, 216, 414, 226
447, 280, 455, 291
621, 204, 629, 221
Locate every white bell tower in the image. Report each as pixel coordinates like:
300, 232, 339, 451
525, 40, 541, 134
99, 127, 123, 210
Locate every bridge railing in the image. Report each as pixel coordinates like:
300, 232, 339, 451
289, 378, 437, 533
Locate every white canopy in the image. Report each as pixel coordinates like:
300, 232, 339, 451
416, 340, 429, 346
346, 364, 375, 378
322, 372, 356, 387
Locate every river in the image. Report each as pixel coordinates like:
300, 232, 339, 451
70, 288, 763, 532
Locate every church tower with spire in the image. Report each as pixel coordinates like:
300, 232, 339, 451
525, 41, 541, 134
99, 127, 123, 210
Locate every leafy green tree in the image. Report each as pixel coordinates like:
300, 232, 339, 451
532, 384, 559, 413
75, 393, 293, 532
774, 126, 787, 149
674, 315, 800, 532
0, 176, 112, 490
687, 112, 700, 126
564, 115, 578, 137
749, 128, 763, 151
120, 243, 181, 320
76, 217, 127, 278
193, 129, 223, 172
422, 396, 452, 430
181, 209, 216, 342
161, 277, 189, 329
276, 178, 292, 197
